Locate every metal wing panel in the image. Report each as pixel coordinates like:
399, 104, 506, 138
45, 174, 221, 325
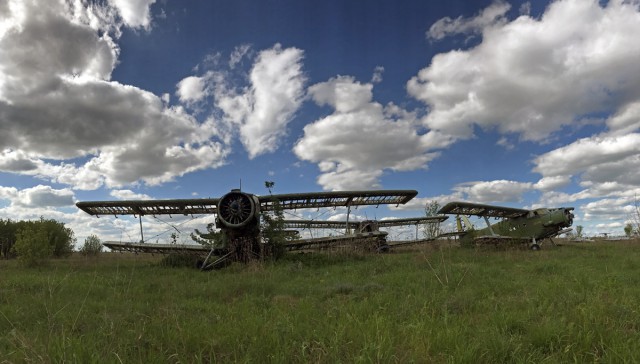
438, 201, 529, 219
258, 190, 418, 211
376, 216, 448, 227
76, 198, 219, 216
387, 237, 438, 248
282, 216, 447, 229
282, 220, 349, 229
102, 241, 216, 255
284, 231, 388, 251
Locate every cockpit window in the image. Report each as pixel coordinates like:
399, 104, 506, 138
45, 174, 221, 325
533, 208, 549, 215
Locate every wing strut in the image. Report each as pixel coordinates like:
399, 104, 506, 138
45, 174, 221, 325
483, 216, 496, 236
139, 215, 145, 243
345, 203, 351, 235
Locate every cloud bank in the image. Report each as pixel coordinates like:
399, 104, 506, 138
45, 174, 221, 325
0, 0, 227, 190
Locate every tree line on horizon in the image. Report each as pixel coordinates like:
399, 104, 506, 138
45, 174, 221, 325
0, 218, 78, 266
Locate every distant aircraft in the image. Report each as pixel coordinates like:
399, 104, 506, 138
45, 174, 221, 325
76, 189, 417, 268
282, 216, 448, 252
438, 201, 574, 250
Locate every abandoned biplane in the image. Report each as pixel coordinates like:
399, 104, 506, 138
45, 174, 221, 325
282, 216, 448, 252
438, 201, 574, 250
76, 189, 417, 268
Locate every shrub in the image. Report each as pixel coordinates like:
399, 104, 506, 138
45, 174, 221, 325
12, 225, 53, 267
39, 218, 75, 257
80, 234, 103, 256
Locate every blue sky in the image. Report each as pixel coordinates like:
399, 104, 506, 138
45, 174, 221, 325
1, 0, 640, 242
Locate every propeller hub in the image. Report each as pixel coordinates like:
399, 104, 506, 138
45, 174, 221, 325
217, 191, 259, 229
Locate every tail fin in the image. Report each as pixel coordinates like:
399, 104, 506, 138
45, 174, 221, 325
457, 215, 473, 231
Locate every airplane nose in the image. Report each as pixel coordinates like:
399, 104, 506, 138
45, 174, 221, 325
565, 208, 574, 226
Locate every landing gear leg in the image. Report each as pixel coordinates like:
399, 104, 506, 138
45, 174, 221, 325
530, 238, 540, 251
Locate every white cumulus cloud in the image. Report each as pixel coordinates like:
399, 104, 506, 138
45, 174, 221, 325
176, 75, 207, 103
110, 189, 152, 200
294, 75, 447, 191
452, 180, 533, 203
213, 44, 307, 158
411, 0, 640, 141
427, 1, 511, 40
533, 134, 640, 179
108, 0, 156, 30
0, 0, 229, 190
0, 184, 74, 208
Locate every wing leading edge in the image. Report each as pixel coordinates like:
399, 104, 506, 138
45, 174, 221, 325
103, 241, 214, 255
258, 190, 418, 211
438, 201, 530, 219
76, 198, 219, 216
376, 216, 448, 227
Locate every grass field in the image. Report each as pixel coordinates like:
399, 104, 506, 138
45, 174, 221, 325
1, 240, 640, 363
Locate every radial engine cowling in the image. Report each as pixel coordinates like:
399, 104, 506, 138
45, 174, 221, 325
216, 190, 261, 229
564, 207, 575, 227
543, 208, 574, 228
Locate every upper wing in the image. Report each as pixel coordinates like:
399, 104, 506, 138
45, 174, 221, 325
376, 216, 448, 227
258, 190, 417, 211
438, 201, 530, 219
76, 198, 219, 216
77, 190, 418, 216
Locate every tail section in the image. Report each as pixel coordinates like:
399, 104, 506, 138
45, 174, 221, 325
456, 215, 474, 232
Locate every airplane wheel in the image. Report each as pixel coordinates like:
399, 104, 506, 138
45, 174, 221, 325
376, 244, 390, 253
530, 244, 541, 251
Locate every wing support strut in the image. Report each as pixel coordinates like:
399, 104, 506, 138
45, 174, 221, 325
139, 215, 144, 243
345, 203, 351, 235
483, 216, 496, 236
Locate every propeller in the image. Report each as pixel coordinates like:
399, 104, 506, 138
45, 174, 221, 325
217, 191, 256, 228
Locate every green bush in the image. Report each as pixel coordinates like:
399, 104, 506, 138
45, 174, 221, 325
12, 225, 53, 267
39, 218, 75, 257
1, 218, 75, 260
80, 234, 102, 256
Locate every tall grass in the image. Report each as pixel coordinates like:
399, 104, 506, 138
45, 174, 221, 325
1, 241, 640, 362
